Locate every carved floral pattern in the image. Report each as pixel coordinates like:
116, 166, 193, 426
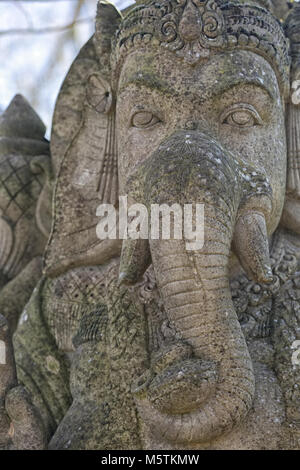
158, 0, 226, 63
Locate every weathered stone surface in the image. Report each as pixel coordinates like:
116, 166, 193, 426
0, 0, 300, 450
0, 95, 53, 332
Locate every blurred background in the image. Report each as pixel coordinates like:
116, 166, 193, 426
0, 0, 134, 137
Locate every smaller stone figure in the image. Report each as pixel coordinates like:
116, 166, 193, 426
0, 95, 52, 332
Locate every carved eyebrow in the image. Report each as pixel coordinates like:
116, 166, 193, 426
118, 72, 276, 104
207, 77, 276, 103
118, 73, 176, 97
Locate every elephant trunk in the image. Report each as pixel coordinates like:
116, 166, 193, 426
145, 236, 254, 443
121, 131, 273, 444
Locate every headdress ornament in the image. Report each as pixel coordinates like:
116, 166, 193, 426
111, 0, 290, 95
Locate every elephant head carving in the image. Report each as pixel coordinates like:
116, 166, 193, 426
0, 95, 53, 330
41, 0, 300, 448
113, 0, 292, 445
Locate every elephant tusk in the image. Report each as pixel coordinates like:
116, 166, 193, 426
119, 238, 151, 286
233, 211, 273, 284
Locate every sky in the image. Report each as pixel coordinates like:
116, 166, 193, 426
0, 0, 134, 136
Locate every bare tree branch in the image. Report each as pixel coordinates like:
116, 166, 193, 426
0, 16, 93, 35
0, 0, 98, 131
0, 1, 83, 2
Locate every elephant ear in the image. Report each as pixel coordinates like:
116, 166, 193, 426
281, 5, 300, 234
44, 1, 122, 277
50, 36, 99, 177
30, 155, 54, 239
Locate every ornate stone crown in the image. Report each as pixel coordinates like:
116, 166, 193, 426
285, 3, 300, 81
111, 0, 290, 95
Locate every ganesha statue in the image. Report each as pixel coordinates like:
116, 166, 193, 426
0, 95, 52, 333
0, 0, 300, 450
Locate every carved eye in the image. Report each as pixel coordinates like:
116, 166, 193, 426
221, 104, 263, 129
131, 111, 161, 129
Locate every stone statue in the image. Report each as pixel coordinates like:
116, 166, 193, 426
0, 0, 300, 450
0, 95, 52, 332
